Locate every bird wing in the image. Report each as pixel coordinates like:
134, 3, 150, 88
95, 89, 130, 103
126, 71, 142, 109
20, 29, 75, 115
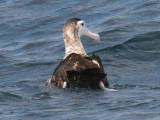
50, 53, 109, 88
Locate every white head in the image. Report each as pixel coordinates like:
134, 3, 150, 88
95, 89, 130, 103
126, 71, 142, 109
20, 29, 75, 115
77, 20, 100, 42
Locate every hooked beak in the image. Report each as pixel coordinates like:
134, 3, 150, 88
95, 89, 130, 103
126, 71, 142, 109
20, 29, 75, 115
85, 29, 100, 42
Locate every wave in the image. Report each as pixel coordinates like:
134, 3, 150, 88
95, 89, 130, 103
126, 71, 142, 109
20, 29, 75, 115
15, 61, 56, 68
93, 31, 160, 59
0, 91, 22, 103
20, 41, 52, 50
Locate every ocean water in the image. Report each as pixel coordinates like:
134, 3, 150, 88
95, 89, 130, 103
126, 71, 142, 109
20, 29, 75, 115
0, 0, 160, 119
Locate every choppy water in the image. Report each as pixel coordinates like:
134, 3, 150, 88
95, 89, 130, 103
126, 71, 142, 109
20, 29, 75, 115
0, 0, 160, 119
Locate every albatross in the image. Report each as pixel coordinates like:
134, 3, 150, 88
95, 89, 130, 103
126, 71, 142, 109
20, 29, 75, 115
46, 18, 116, 91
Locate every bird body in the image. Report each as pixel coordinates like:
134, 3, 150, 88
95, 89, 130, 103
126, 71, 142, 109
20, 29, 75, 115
46, 18, 110, 89
46, 53, 109, 88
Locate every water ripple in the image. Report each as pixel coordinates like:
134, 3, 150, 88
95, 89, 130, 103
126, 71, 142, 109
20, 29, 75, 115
1, 0, 160, 120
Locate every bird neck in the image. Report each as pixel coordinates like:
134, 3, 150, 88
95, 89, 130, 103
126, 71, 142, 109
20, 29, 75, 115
63, 31, 87, 59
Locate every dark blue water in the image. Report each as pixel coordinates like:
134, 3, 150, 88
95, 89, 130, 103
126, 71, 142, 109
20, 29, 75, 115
0, 0, 160, 119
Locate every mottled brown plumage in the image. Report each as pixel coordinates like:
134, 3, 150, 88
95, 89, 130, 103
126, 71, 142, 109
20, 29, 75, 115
49, 53, 109, 88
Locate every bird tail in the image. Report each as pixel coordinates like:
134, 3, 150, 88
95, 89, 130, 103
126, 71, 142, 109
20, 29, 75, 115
99, 81, 117, 92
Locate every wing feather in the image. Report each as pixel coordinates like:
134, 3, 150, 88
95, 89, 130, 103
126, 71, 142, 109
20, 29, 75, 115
50, 53, 109, 88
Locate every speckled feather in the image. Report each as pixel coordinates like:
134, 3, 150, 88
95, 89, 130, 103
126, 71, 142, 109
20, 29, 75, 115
50, 53, 109, 88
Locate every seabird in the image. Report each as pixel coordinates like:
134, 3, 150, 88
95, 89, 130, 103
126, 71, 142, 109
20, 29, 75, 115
46, 18, 114, 90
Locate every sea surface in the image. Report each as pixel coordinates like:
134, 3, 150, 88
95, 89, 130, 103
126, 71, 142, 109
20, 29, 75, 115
0, 0, 160, 120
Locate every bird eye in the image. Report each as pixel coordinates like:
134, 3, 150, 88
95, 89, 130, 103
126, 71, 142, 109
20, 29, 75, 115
81, 23, 84, 26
